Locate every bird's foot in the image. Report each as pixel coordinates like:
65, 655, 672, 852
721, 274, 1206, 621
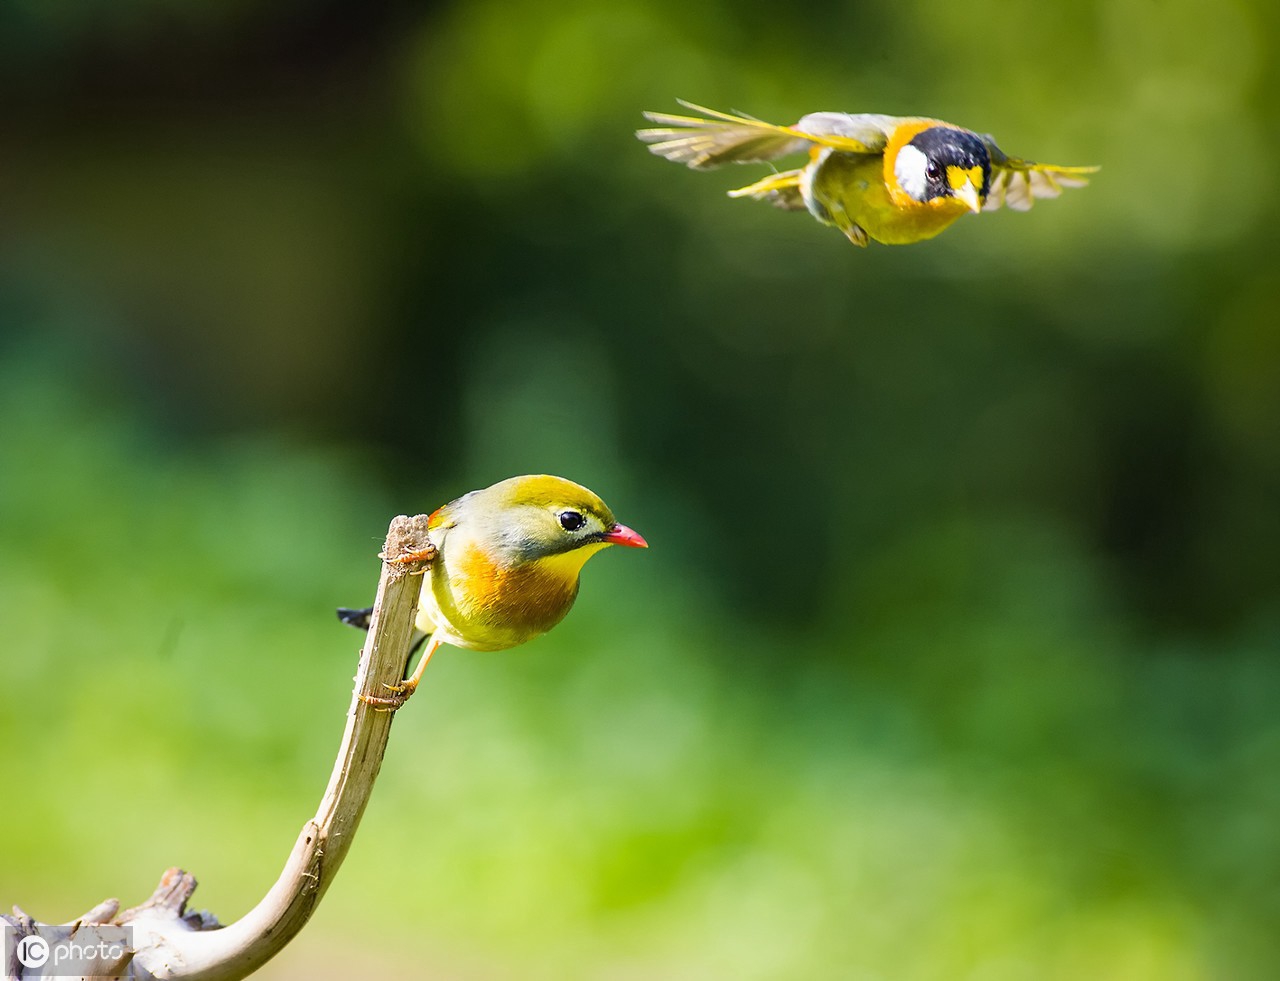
841, 223, 869, 247
380, 544, 438, 566
359, 679, 419, 711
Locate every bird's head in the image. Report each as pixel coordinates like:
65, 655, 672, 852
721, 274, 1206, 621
446, 474, 647, 580
891, 125, 991, 214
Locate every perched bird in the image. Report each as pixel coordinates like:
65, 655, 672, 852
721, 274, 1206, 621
638, 101, 1098, 247
339, 474, 647, 708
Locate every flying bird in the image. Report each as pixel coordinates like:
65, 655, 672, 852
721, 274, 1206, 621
638, 101, 1098, 247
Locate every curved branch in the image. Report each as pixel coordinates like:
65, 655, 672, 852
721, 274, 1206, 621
4, 514, 433, 981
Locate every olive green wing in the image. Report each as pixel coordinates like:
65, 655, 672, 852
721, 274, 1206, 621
638, 101, 891, 170
981, 135, 1099, 212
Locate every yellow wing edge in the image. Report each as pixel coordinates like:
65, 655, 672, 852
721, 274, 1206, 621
985, 158, 1100, 212
638, 100, 880, 169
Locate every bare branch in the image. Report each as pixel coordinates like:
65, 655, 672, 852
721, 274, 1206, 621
3, 514, 432, 980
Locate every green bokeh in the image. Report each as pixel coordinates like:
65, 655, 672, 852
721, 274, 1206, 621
2, 1, 1278, 978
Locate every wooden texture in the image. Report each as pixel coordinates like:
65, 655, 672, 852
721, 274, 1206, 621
3, 514, 433, 980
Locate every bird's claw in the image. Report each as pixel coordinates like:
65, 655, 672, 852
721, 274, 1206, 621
358, 680, 417, 711
379, 544, 437, 567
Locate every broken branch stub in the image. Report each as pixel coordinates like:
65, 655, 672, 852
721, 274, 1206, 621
3, 513, 433, 981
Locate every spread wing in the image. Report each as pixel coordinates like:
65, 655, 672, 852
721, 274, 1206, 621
792, 111, 897, 153
725, 168, 807, 210
638, 101, 892, 170
981, 136, 1099, 212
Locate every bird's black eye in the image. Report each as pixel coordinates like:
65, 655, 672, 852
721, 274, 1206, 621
558, 510, 585, 532
925, 161, 942, 182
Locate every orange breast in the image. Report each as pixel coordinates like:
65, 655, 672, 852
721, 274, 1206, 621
433, 545, 580, 650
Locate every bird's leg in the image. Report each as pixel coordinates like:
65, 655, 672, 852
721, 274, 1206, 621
359, 635, 443, 711
831, 211, 869, 247
842, 224, 869, 247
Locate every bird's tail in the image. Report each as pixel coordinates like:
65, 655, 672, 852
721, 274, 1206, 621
337, 605, 429, 656
336, 606, 373, 631
638, 101, 809, 169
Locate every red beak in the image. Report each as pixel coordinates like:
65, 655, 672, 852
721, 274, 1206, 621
603, 523, 648, 548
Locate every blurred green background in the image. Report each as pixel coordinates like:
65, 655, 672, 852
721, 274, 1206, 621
2, 0, 1278, 978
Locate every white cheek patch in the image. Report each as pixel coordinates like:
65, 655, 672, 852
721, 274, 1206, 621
894, 144, 931, 202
